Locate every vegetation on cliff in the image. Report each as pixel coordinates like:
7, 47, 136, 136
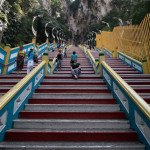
84, 0, 150, 42
1, 0, 71, 47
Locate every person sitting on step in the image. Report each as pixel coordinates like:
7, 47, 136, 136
71, 60, 81, 80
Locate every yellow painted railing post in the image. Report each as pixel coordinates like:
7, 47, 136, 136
46, 38, 49, 53
86, 49, 90, 58
95, 59, 99, 74
112, 47, 118, 58
36, 43, 39, 56
3, 44, 11, 74
42, 54, 49, 76
142, 58, 149, 74
49, 59, 53, 74
99, 52, 105, 77
32, 38, 36, 51
101, 45, 104, 52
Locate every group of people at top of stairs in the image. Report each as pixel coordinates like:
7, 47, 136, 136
16, 46, 38, 74
89, 44, 95, 50
56, 48, 81, 80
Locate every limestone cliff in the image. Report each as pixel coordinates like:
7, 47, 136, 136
37, 0, 112, 42
65, 0, 112, 42
37, 0, 52, 14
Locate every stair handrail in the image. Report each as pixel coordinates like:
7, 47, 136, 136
37, 42, 48, 58
86, 49, 100, 74
101, 61, 150, 149
0, 61, 46, 142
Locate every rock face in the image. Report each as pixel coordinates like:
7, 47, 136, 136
72, 0, 112, 42
37, 0, 52, 14
61, 0, 112, 42
37, 0, 112, 42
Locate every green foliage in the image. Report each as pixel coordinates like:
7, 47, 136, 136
69, 0, 80, 17
130, 1, 150, 25
1, 0, 71, 47
51, 0, 61, 17
0, 12, 7, 23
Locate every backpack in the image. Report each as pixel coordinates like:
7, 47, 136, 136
33, 54, 38, 63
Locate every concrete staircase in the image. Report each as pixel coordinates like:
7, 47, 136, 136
91, 50, 150, 104
0, 47, 145, 149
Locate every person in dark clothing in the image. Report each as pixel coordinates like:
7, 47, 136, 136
16, 45, 26, 74
64, 48, 67, 58
71, 60, 81, 79
56, 50, 63, 71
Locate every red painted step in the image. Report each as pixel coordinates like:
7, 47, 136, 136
134, 89, 150, 93
20, 111, 126, 119
0, 82, 17, 85
40, 82, 106, 85
0, 89, 10, 93
35, 89, 111, 93
28, 98, 117, 104
144, 98, 150, 104
0, 77, 23, 79
5, 131, 137, 142
121, 76, 150, 79
44, 77, 102, 79
127, 82, 150, 85
53, 72, 95, 74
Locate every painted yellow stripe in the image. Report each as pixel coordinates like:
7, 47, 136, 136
39, 42, 47, 47
104, 48, 112, 54
0, 61, 46, 110
88, 51, 95, 64
118, 51, 142, 65
102, 61, 150, 120
11, 43, 33, 51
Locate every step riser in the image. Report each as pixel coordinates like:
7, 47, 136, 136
28, 98, 116, 104
35, 89, 110, 93
44, 77, 101, 79
20, 112, 126, 119
40, 82, 106, 85
5, 132, 137, 142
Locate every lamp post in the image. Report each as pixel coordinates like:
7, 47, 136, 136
32, 14, 43, 50
98, 30, 101, 34
52, 27, 56, 43
45, 22, 51, 38
113, 17, 124, 26
102, 21, 110, 31
32, 14, 43, 38
56, 28, 62, 43
0, 0, 5, 9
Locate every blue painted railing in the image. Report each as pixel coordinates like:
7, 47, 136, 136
0, 61, 46, 142
102, 62, 150, 150
38, 43, 48, 58
103, 48, 113, 57
0, 47, 7, 74
118, 52, 143, 73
